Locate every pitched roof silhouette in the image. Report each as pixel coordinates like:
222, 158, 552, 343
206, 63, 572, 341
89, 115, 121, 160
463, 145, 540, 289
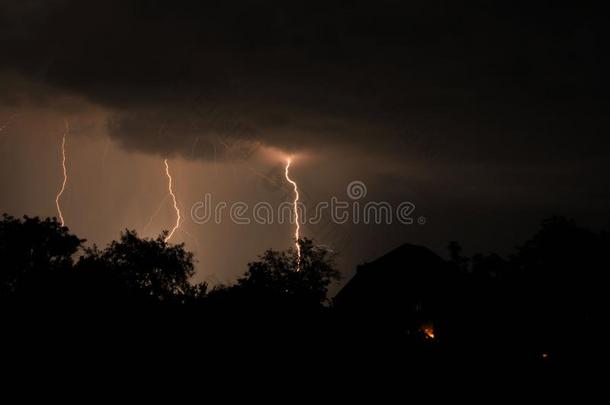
334, 243, 455, 316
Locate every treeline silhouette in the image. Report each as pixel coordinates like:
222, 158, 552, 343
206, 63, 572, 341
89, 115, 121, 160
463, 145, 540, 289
1, 213, 604, 376
0, 214, 338, 308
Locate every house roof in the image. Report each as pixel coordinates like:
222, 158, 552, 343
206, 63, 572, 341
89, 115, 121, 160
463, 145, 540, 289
334, 243, 453, 309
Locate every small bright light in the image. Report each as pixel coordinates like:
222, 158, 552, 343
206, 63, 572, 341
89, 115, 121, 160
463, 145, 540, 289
421, 323, 435, 340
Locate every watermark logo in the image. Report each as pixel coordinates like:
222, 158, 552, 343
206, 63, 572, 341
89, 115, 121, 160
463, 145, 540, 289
346, 180, 367, 200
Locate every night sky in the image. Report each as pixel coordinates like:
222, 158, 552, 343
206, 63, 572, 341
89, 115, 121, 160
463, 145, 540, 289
1, 1, 608, 290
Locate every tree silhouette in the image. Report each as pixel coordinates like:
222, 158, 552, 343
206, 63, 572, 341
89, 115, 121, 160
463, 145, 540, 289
207, 238, 340, 312
448, 240, 469, 272
1, 211, 605, 369
238, 238, 340, 305
77, 230, 202, 304
0, 215, 203, 305
507, 216, 607, 361
0, 214, 82, 301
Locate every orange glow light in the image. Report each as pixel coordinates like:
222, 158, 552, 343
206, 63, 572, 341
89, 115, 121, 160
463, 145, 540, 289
422, 324, 435, 340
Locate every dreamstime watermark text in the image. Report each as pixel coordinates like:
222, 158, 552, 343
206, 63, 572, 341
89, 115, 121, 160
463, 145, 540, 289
190, 181, 426, 226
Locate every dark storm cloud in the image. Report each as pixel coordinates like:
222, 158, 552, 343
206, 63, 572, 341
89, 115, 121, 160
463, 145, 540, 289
1, 1, 608, 162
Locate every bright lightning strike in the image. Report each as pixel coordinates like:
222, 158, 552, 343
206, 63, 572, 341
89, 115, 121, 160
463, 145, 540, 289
284, 157, 301, 271
55, 121, 69, 226
164, 159, 181, 242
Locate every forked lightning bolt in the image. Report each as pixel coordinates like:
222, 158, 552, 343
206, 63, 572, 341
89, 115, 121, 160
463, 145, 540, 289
55, 122, 69, 226
164, 159, 181, 242
285, 158, 301, 271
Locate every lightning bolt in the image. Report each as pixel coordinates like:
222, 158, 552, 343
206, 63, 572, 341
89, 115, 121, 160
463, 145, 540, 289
55, 121, 69, 226
164, 159, 181, 242
284, 157, 301, 271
